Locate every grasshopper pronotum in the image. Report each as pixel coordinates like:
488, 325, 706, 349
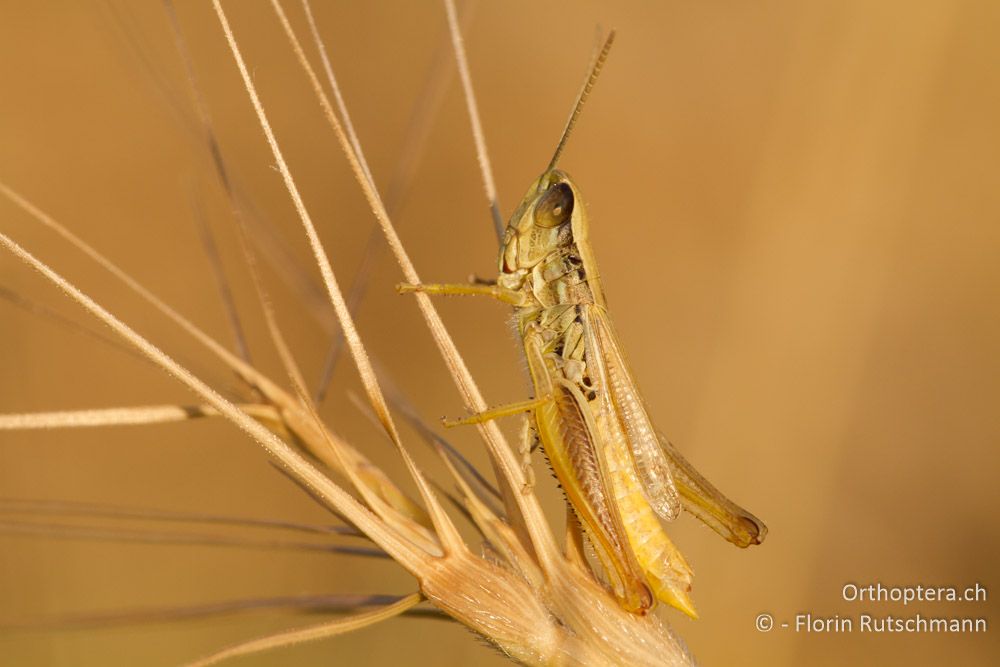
400, 32, 765, 617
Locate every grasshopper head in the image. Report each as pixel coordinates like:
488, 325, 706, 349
500, 169, 586, 273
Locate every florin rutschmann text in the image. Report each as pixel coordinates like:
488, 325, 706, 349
754, 582, 988, 635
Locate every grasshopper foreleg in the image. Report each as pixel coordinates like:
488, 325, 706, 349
396, 281, 525, 306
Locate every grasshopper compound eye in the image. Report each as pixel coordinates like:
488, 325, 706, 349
534, 182, 574, 228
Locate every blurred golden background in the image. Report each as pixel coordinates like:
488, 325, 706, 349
1, 1, 997, 665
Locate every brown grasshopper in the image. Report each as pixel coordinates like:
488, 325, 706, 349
400, 33, 765, 617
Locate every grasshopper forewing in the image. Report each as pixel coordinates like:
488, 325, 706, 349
399, 33, 765, 617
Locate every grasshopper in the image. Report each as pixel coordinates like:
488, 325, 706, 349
400, 33, 765, 617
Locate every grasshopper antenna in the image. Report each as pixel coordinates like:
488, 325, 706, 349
547, 29, 616, 172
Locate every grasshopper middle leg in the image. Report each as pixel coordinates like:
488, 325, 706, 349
442, 395, 551, 428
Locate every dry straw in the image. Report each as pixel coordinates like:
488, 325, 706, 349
0, 1, 696, 664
